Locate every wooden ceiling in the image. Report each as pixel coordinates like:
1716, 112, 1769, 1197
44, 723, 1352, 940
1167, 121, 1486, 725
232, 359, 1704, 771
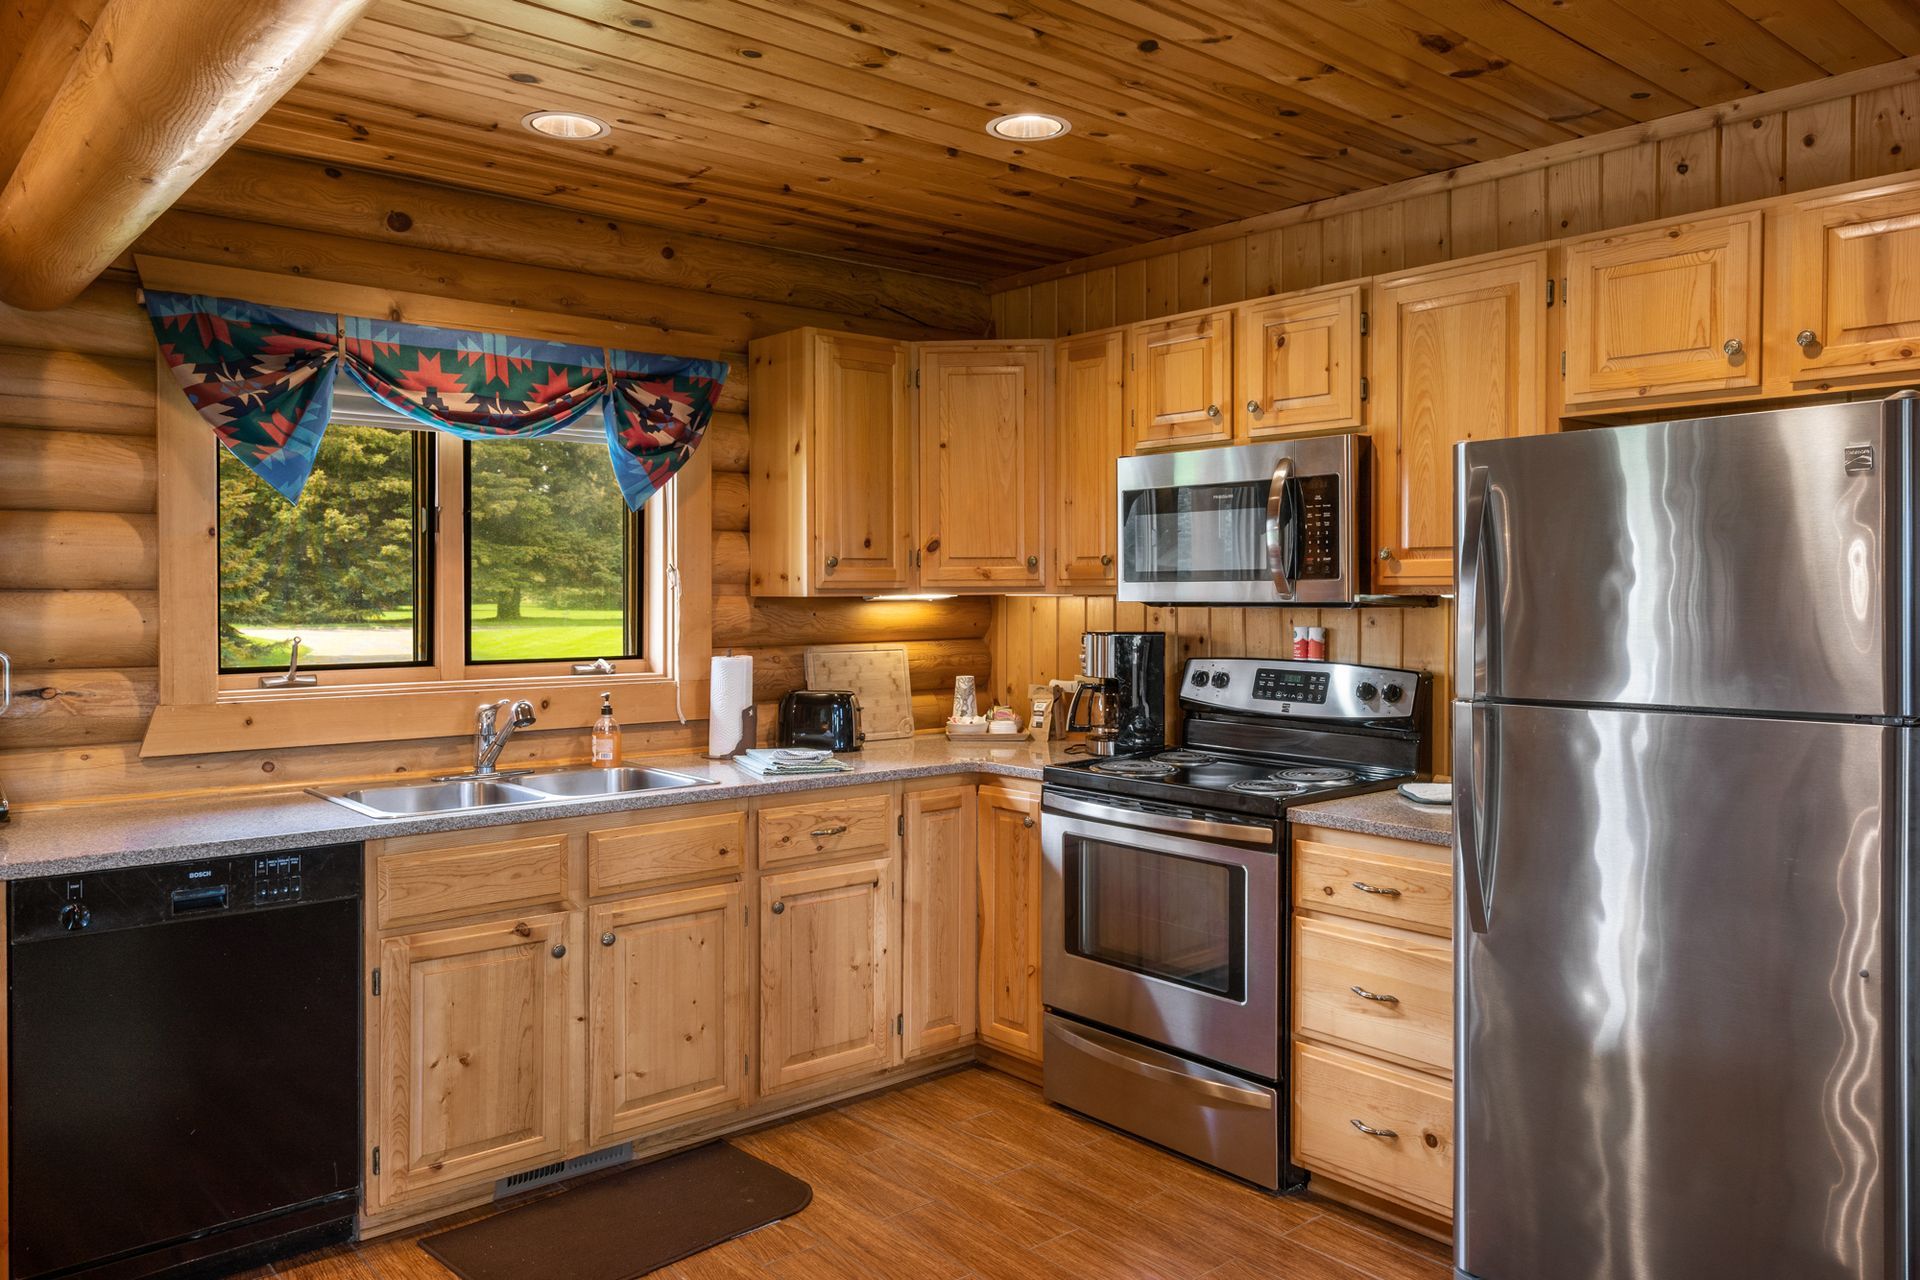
242, 0, 1920, 282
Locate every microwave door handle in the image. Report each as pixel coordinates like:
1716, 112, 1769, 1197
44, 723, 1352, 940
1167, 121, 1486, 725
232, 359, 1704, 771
1454, 700, 1498, 933
1266, 457, 1297, 594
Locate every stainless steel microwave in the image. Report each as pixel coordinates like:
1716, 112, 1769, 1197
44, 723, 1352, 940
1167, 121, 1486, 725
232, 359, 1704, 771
1116, 436, 1366, 605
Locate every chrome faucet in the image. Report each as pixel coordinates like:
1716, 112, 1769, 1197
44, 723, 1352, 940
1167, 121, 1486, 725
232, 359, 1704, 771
474, 699, 537, 775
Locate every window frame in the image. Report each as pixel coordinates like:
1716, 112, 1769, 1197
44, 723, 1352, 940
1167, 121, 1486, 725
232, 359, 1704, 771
143, 271, 713, 760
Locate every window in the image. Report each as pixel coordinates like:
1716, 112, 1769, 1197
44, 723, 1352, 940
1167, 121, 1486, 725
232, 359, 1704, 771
217, 424, 433, 672
465, 437, 643, 665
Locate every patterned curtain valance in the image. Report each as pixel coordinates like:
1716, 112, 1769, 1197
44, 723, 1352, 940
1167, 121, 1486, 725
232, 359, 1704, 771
143, 291, 729, 510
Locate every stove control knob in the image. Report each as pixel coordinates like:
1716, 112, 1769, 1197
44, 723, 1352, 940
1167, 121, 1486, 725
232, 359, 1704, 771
1210, 671, 1231, 689
1355, 682, 1380, 703
1383, 683, 1405, 703
1190, 670, 1209, 688
58, 903, 91, 932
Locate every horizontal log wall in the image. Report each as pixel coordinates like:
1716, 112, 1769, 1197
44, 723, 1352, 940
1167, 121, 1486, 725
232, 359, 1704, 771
0, 162, 992, 806
987, 73, 1920, 779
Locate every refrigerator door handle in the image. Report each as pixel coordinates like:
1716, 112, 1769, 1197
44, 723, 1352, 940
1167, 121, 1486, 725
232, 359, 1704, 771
1454, 700, 1497, 933
1456, 463, 1496, 698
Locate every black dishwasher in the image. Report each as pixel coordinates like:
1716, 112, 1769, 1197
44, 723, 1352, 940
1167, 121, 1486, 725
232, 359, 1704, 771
9, 846, 362, 1280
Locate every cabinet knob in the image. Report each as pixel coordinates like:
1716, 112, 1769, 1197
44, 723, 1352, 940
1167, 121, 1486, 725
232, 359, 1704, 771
551, 944, 567, 959
1797, 329, 1819, 348
1026, 554, 1039, 571
1206, 403, 1221, 419
1377, 548, 1391, 561
600, 931, 616, 947
1099, 554, 1113, 567
1722, 337, 1743, 359
771, 901, 786, 915
1022, 816, 1035, 828
824, 555, 839, 572
1245, 399, 1261, 415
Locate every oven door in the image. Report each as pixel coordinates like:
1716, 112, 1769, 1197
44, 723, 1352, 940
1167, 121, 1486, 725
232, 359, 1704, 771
1116, 436, 1360, 606
1041, 791, 1281, 1080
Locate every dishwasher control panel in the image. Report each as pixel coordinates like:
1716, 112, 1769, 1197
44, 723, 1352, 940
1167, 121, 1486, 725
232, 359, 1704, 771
8, 844, 361, 942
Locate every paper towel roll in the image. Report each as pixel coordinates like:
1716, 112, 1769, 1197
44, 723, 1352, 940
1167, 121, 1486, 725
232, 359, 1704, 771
708, 655, 755, 757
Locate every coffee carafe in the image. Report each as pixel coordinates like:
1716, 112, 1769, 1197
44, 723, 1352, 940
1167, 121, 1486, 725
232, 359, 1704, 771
1064, 631, 1165, 756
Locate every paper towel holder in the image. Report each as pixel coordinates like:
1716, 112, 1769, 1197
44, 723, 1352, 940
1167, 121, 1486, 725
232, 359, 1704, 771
708, 704, 756, 759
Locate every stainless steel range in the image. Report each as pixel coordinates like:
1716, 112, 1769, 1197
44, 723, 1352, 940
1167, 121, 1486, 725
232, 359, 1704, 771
1041, 656, 1428, 1190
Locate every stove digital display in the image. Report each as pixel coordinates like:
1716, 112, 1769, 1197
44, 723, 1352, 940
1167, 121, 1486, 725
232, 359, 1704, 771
1252, 668, 1330, 704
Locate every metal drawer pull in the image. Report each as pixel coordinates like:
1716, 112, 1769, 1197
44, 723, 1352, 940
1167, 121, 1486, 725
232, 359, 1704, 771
1351, 1119, 1398, 1139
1350, 985, 1399, 1004
1351, 881, 1401, 897
811, 824, 848, 838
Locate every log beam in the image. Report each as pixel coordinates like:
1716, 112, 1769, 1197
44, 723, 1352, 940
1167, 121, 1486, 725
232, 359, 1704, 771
0, 0, 107, 186
0, 0, 373, 310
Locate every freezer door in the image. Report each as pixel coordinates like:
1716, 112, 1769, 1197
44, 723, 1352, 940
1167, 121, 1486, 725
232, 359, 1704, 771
1456, 399, 1915, 717
1453, 701, 1908, 1280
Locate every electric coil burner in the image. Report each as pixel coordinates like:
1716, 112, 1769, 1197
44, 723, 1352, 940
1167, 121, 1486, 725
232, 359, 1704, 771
1040, 656, 1430, 1194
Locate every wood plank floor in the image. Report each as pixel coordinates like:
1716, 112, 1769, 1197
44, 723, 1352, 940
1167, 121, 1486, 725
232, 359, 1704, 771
252, 1067, 1455, 1280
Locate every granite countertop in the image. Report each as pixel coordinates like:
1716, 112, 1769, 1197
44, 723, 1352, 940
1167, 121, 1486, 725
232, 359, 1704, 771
1290, 788, 1453, 847
0, 736, 1065, 881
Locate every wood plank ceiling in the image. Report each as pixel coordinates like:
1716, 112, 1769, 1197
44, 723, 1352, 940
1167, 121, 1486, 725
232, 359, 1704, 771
242, 0, 1920, 282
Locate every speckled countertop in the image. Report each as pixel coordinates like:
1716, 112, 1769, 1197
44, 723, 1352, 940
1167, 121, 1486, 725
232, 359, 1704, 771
0, 736, 1063, 881
1290, 788, 1453, 847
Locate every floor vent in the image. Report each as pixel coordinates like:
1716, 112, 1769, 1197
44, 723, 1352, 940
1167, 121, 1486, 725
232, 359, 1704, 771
493, 1142, 634, 1200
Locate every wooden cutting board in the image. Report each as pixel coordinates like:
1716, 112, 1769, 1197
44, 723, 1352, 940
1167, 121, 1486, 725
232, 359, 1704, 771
804, 643, 914, 740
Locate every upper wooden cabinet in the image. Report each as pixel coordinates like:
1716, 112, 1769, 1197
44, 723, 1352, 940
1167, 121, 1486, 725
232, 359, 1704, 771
748, 329, 914, 595
1562, 213, 1762, 405
1371, 251, 1550, 590
1237, 285, 1366, 438
1783, 183, 1920, 386
1126, 308, 1235, 452
915, 342, 1048, 589
1053, 329, 1125, 590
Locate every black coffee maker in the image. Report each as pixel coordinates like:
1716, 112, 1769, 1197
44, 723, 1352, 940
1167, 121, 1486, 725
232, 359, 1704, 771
1064, 631, 1165, 756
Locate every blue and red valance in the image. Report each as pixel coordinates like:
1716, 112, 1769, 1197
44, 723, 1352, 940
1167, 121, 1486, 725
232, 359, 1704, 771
142, 291, 728, 510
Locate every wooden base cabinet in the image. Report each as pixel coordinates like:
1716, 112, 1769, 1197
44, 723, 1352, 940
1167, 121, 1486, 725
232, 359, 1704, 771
374, 911, 580, 1209
902, 784, 978, 1059
587, 883, 748, 1145
977, 782, 1044, 1063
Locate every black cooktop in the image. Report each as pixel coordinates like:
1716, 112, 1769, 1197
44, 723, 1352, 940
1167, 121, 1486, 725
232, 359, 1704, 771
1043, 747, 1411, 820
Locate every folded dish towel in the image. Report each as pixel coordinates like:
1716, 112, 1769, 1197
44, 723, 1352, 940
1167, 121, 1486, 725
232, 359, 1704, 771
735, 748, 853, 776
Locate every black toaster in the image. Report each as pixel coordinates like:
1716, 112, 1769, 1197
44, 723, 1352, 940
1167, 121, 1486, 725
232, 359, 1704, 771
777, 689, 864, 751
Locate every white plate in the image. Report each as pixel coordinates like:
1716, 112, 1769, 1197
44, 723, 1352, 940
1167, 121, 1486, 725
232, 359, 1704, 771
1397, 782, 1452, 806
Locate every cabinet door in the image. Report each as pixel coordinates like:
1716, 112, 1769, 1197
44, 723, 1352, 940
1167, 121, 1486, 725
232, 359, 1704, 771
977, 783, 1044, 1062
376, 912, 577, 1208
811, 332, 913, 592
1785, 182, 1920, 386
759, 855, 899, 1094
915, 342, 1048, 588
588, 883, 748, 1145
1054, 329, 1125, 590
1126, 309, 1234, 452
1563, 212, 1761, 405
902, 785, 978, 1059
1237, 285, 1364, 438
1371, 252, 1549, 590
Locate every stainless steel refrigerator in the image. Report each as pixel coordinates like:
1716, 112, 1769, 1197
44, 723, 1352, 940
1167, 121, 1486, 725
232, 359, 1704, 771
1453, 397, 1916, 1280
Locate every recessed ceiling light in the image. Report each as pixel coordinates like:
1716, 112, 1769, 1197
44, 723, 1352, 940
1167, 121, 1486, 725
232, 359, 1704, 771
522, 110, 611, 140
985, 112, 1071, 141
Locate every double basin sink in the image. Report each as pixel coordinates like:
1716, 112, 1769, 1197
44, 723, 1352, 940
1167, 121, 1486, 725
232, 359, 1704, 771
312, 765, 716, 819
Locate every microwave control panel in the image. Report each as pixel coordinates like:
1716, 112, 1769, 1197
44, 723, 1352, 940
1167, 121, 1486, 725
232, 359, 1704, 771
1296, 475, 1339, 579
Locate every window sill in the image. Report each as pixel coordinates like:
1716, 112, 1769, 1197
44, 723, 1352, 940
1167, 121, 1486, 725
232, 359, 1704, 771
139, 674, 708, 759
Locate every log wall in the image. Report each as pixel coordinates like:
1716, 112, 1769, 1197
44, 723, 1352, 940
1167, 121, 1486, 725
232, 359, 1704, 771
0, 156, 992, 807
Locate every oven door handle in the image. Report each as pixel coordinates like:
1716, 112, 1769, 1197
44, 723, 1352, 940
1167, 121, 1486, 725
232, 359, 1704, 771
1044, 791, 1275, 845
1265, 456, 1298, 595
1050, 1021, 1274, 1110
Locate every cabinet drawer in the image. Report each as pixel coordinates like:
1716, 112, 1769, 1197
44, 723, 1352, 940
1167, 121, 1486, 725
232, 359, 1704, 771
1295, 917, 1451, 1077
589, 811, 746, 896
758, 791, 895, 868
1292, 1042, 1453, 1220
1293, 838, 1452, 936
375, 833, 571, 930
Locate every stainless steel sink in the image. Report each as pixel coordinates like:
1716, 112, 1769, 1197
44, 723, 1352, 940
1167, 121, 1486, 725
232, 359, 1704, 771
517, 766, 713, 797
313, 778, 551, 819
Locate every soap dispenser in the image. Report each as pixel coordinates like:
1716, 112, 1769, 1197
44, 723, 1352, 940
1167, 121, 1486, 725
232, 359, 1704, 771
591, 692, 621, 765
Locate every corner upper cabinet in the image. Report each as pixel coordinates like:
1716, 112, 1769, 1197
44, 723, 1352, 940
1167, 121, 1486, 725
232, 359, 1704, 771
914, 342, 1048, 589
1562, 212, 1762, 405
1126, 308, 1235, 452
1236, 285, 1365, 438
1053, 328, 1125, 590
1371, 250, 1549, 591
1782, 181, 1920, 387
748, 329, 913, 595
